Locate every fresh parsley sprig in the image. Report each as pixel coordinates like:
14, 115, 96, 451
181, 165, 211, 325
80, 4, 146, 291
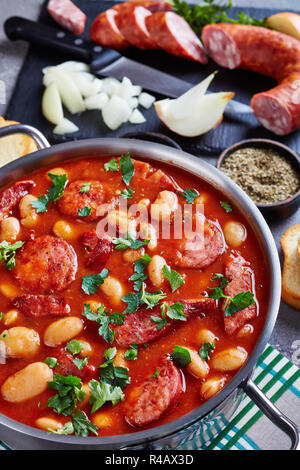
81, 269, 109, 295
82, 303, 125, 344
209, 281, 255, 317
199, 342, 215, 361
112, 232, 150, 251
171, 345, 191, 368
47, 374, 85, 417
162, 265, 184, 292
0, 240, 24, 270
49, 410, 98, 437
31, 172, 67, 213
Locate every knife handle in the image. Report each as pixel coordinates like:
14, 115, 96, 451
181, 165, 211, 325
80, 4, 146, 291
4, 16, 121, 71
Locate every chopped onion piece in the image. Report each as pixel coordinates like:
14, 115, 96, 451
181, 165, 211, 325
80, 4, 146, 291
131, 85, 142, 96
128, 97, 139, 109
138, 92, 155, 109
118, 77, 136, 101
71, 72, 97, 98
101, 77, 121, 96
57, 61, 90, 73
43, 68, 85, 114
85, 93, 109, 110
42, 83, 64, 125
102, 95, 132, 130
129, 109, 146, 124
53, 118, 79, 135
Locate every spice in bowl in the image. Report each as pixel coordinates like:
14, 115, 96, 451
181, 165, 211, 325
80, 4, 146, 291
219, 147, 300, 205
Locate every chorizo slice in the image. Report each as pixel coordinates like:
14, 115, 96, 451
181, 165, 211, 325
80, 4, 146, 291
114, 297, 215, 347
131, 159, 181, 192
113, 1, 173, 14
146, 12, 208, 63
0, 180, 35, 222
125, 357, 184, 427
13, 235, 78, 294
81, 232, 113, 269
58, 180, 105, 222
223, 254, 256, 335
202, 24, 300, 135
116, 6, 158, 50
90, 9, 129, 50
47, 0, 86, 35
55, 349, 95, 380
13, 295, 70, 318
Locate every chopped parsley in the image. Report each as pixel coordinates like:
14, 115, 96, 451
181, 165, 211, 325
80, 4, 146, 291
141, 283, 166, 309
103, 347, 117, 360
104, 158, 119, 172
181, 188, 199, 203
124, 344, 138, 361
82, 303, 124, 344
73, 357, 89, 371
151, 302, 186, 331
47, 374, 85, 416
66, 340, 83, 355
220, 201, 232, 213
120, 153, 134, 186
49, 410, 98, 437
121, 188, 135, 199
78, 207, 92, 217
0, 313, 3, 322
112, 232, 150, 251
89, 379, 124, 414
44, 357, 58, 369
129, 253, 151, 291
211, 273, 229, 289
162, 265, 184, 292
31, 172, 67, 213
99, 359, 130, 390
209, 286, 255, 317
81, 269, 109, 295
171, 345, 191, 368
0, 240, 24, 270
121, 291, 143, 314
152, 369, 159, 377
79, 182, 91, 194
199, 342, 215, 361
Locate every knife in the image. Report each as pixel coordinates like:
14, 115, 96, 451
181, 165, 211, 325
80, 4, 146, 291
4, 16, 252, 115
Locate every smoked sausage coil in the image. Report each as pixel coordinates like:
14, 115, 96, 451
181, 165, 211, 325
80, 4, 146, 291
125, 357, 184, 427
202, 24, 300, 135
113, 297, 215, 347
0, 180, 35, 222
146, 11, 208, 63
223, 254, 256, 335
13, 295, 70, 318
47, 0, 86, 35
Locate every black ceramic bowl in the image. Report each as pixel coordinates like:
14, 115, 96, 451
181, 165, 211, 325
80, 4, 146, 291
217, 139, 300, 217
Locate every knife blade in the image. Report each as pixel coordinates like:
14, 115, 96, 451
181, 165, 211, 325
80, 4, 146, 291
4, 16, 252, 115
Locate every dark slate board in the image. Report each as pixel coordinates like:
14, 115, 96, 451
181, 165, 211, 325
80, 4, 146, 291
5, 1, 300, 155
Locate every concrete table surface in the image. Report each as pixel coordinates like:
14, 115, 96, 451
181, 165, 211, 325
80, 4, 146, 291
0, 0, 299, 366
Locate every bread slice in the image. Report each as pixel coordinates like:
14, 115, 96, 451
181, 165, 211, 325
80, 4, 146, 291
280, 223, 300, 310
0, 117, 38, 167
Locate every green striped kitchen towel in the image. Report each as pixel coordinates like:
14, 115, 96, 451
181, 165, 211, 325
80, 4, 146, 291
0, 345, 299, 451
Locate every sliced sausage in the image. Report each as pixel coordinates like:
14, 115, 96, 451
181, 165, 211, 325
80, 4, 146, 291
131, 159, 181, 192
116, 6, 158, 50
47, 0, 86, 35
58, 180, 105, 222
223, 254, 256, 335
165, 215, 225, 269
55, 349, 95, 380
13, 235, 77, 294
13, 295, 70, 317
146, 12, 208, 63
0, 180, 35, 222
90, 9, 129, 50
202, 24, 300, 135
113, 1, 173, 14
81, 232, 113, 269
125, 357, 184, 427
114, 297, 215, 347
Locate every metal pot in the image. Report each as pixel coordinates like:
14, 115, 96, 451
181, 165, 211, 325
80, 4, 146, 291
0, 124, 298, 451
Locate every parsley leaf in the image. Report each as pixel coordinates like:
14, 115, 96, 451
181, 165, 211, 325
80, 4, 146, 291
104, 158, 119, 172
150, 315, 167, 331
220, 201, 232, 213
81, 269, 109, 295
199, 342, 215, 361
104, 347, 117, 360
0, 240, 24, 270
44, 357, 58, 369
141, 283, 166, 309
171, 345, 191, 367
72, 410, 98, 436
162, 265, 184, 292
73, 357, 89, 371
121, 188, 135, 199
47, 374, 85, 416
129, 254, 151, 292
89, 379, 124, 414
99, 360, 130, 389
165, 302, 186, 321
182, 188, 199, 203
225, 291, 255, 317
211, 273, 229, 289
31, 172, 67, 213
78, 207, 92, 217
49, 421, 74, 435
82, 303, 123, 344
152, 369, 159, 377
120, 153, 134, 186
66, 340, 83, 355
112, 232, 150, 251
79, 182, 91, 194
124, 344, 138, 361
121, 291, 143, 314
31, 195, 48, 213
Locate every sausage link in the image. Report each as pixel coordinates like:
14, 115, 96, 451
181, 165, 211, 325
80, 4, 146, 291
13, 294, 70, 317
0, 180, 35, 222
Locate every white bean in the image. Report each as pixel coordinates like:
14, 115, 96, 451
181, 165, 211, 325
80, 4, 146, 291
196, 329, 218, 345
224, 221, 247, 248
100, 276, 124, 305
200, 376, 226, 400
237, 324, 254, 338
77, 340, 92, 357
92, 412, 113, 428
44, 316, 83, 347
53, 220, 76, 241
123, 247, 145, 263
211, 347, 248, 371
1, 362, 53, 403
148, 255, 167, 288
151, 191, 178, 221
0, 217, 20, 241
36, 417, 63, 432
184, 347, 210, 379
0, 326, 40, 358
2, 309, 19, 326
19, 195, 37, 218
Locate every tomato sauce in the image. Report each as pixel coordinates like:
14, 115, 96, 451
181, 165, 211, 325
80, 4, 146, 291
0, 155, 269, 436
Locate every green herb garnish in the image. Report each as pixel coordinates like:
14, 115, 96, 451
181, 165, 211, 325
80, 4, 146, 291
124, 344, 138, 361
31, 172, 67, 213
78, 207, 92, 217
121, 188, 135, 199
79, 182, 91, 194
220, 201, 232, 213
81, 269, 109, 295
112, 232, 150, 251
129, 253, 151, 292
66, 340, 83, 356
162, 265, 184, 292
120, 153, 134, 186
199, 342, 215, 361
182, 188, 199, 203
171, 345, 191, 368
44, 357, 58, 369
0, 240, 24, 270
89, 379, 124, 414
47, 374, 85, 416
104, 158, 119, 172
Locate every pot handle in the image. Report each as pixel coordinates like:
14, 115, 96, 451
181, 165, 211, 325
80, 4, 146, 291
0, 124, 50, 150
244, 379, 300, 450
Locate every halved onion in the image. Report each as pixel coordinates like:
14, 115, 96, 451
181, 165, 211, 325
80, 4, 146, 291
42, 83, 64, 125
102, 95, 132, 130
53, 118, 79, 135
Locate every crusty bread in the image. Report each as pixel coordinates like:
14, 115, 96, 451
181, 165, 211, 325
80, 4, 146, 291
0, 117, 38, 167
280, 223, 300, 310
